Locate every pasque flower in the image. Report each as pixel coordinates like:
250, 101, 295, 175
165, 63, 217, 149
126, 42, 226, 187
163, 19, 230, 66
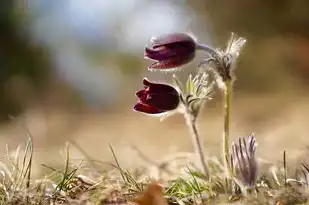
145, 33, 197, 71
134, 78, 180, 114
231, 135, 258, 189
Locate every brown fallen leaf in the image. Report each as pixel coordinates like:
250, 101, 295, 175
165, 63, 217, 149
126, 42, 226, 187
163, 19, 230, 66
133, 182, 168, 205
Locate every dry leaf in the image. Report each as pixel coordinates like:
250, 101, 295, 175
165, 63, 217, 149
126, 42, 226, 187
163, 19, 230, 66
133, 182, 168, 205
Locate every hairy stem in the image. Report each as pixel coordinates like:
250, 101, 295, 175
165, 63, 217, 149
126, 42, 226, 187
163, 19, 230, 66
196, 44, 217, 57
185, 112, 209, 179
223, 80, 232, 176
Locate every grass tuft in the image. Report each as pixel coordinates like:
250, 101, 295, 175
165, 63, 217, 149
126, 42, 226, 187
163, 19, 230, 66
1, 138, 309, 204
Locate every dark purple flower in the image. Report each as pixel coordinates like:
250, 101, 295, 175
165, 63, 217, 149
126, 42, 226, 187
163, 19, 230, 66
134, 79, 180, 114
145, 33, 197, 70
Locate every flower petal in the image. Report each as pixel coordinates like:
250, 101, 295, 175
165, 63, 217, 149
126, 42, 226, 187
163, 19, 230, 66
135, 89, 147, 101
150, 33, 196, 48
144, 46, 177, 61
147, 81, 178, 94
133, 103, 164, 114
145, 42, 196, 61
148, 54, 194, 71
142, 78, 151, 86
145, 92, 180, 111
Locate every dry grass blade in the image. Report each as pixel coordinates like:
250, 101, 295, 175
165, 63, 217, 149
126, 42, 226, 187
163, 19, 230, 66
23, 136, 33, 191
109, 143, 127, 185
283, 151, 287, 187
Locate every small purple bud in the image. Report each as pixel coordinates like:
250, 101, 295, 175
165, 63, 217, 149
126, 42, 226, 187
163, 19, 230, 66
231, 135, 258, 189
144, 33, 197, 71
134, 79, 180, 114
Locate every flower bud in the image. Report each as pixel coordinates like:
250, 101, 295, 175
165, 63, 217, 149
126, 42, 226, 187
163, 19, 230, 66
134, 79, 180, 114
145, 33, 197, 71
231, 135, 258, 189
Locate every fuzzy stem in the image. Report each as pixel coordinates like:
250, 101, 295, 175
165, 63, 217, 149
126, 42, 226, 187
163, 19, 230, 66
223, 80, 232, 176
196, 44, 217, 56
185, 112, 209, 179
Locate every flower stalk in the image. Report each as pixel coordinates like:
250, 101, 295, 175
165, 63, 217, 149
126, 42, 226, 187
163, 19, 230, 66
197, 33, 246, 180
223, 79, 232, 176
184, 110, 209, 179
172, 73, 213, 179
196, 44, 217, 57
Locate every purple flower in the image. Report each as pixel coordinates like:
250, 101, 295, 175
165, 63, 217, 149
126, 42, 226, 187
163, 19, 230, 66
145, 33, 197, 71
231, 135, 258, 189
134, 78, 180, 114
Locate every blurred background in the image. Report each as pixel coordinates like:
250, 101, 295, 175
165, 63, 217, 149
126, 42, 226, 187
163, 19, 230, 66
1, 0, 309, 176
